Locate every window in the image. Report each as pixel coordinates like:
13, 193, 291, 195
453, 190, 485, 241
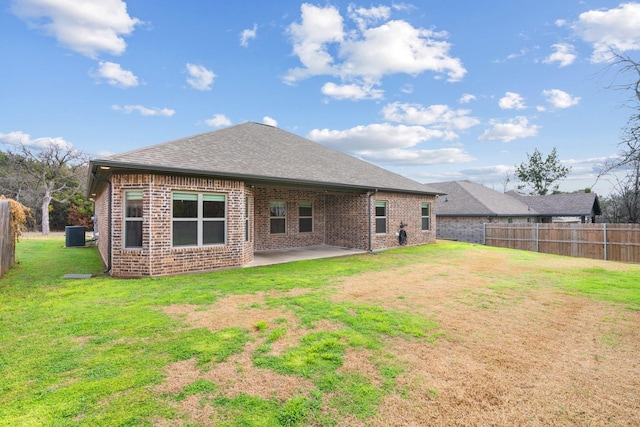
421, 203, 430, 231
124, 190, 143, 248
375, 201, 387, 234
270, 201, 286, 234
172, 192, 226, 247
245, 197, 250, 242
298, 201, 313, 233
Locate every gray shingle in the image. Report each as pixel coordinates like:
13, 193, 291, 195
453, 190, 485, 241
506, 191, 601, 216
429, 181, 535, 216
93, 122, 436, 194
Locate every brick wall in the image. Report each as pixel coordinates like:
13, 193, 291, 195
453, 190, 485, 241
93, 173, 438, 277
254, 186, 327, 250
370, 192, 437, 250
106, 173, 249, 277
437, 216, 536, 244
325, 193, 370, 249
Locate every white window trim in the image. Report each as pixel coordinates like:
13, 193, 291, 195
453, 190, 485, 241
375, 200, 387, 234
124, 189, 143, 249
298, 201, 313, 233
269, 201, 286, 234
421, 202, 430, 231
171, 192, 227, 248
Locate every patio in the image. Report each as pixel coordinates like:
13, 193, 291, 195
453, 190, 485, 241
245, 245, 366, 267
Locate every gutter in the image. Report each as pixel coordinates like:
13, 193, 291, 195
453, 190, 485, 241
87, 160, 441, 197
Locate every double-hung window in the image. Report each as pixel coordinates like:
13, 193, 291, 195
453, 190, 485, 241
298, 201, 313, 233
270, 201, 286, 234
172, 192, 226, 247
245, 197, 250, 242
375, 201, 387, 234
124, 190, 143, 248
421, 202, 430, 231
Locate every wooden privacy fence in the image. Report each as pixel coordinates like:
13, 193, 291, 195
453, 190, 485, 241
0, 200, 14, 277
484, 223, 640, 263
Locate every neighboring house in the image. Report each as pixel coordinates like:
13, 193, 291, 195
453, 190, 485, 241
429, 180, 538, 243
88, 122, 442, 277
429, 180, 602, 243
506, 191, 602, 224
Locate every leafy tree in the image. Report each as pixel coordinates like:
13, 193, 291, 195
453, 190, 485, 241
6, 141, 87, 235
514, 147, 571, 195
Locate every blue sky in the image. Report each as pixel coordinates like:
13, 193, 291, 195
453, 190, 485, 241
2, 1, 639, 195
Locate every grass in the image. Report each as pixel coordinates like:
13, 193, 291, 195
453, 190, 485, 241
1, 237, 639, 426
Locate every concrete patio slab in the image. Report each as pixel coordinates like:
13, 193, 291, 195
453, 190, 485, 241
245, 245, 366, 267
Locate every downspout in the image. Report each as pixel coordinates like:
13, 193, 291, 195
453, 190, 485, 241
92, 172, 112, 274
368, 189, 378, 252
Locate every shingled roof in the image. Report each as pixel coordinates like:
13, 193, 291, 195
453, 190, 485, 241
89, 122, 439, 196
506, 191, 602, 217
429, 181, 535, 216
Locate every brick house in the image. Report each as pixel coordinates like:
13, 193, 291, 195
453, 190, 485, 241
429, 180, 601, 244
88, 122, 442, 277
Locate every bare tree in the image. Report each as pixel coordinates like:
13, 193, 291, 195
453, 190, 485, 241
602, 158, 640, 223
597, 52, 640, 221
9, 141, 87, 235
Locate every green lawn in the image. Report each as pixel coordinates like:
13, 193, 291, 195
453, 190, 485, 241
0, 237, 638, 426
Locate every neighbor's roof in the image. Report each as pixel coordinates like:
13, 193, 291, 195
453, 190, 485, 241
88, 122, 440, 196
428, 180, 536, 216
506, 191, 602, 216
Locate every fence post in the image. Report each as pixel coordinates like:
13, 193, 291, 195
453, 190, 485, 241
536, 223, 539, 253
603, 223, 607, 261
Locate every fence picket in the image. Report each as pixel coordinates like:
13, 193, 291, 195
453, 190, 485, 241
483, 223, 640, 263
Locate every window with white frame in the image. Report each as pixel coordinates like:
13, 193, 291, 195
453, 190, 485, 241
124, 190, 143, 248
270, 201, 286, 234
375, 201, 387, 234
421, 202, 430, 231
172, 192, 226, 247
298, 201, 313, 233
245, 197, 250, 242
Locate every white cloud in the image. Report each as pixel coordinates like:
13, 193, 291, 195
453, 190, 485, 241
205, 114, 232, 127
11, 0, 141, 58
460, 164, 515, 180
112, 104, 175, 116
459, 93, 476, 104
92, 61, 138, 87
309, 123, 474, 166
0, 130, 73, 150
499, 92, 526, 110
356, 147, 475, 165
309, 123, 453, 151
321, 82, 384, 100
284, 4, 466, 85
340, 20, 466, 82
478, 116, 539, 142
572, 3, 640, 63
284, 3, 345, 83
544, 43, 577, 67
185, 63, 215, 91
240, 24, 257, 47
348, 4, 391, 31
381, 102, 480, 131
262, 116, 278, 127
400, 84, 413, 94
542, 89, 581, 109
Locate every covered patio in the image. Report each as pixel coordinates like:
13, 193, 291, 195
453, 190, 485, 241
245, 244, 367, 267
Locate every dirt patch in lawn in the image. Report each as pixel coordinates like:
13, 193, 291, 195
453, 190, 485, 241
156, 253, 640, 426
